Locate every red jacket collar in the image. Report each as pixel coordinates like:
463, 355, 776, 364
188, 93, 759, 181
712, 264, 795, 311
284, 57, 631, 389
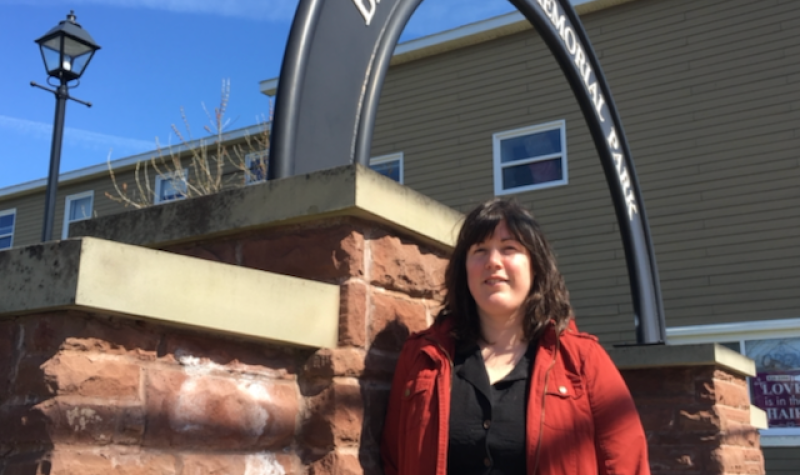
417, 315, 577, 349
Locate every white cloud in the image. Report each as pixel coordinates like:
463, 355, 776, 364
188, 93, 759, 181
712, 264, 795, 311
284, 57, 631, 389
9, 0, 299, 21
0, 115, 154, 155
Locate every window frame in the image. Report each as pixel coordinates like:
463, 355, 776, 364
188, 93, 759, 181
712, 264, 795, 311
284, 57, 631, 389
244, 150, 269, 185
492, 120, 568, 196
369, 152, 404, 184
0, 208, 16, 250
668, 318, 800, 446
154, 170, 189, 204
62, 191, 94, 239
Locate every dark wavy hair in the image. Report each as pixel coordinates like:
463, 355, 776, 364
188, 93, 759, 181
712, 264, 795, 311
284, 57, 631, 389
437, 198, 573, 343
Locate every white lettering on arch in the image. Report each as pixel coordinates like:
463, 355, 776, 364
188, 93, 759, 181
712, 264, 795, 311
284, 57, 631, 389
352, 0, 381, 26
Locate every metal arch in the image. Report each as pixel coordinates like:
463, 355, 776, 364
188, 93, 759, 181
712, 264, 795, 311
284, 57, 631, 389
268, 0, 666, 344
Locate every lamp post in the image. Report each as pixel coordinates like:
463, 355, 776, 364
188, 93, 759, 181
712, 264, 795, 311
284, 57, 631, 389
31, 11, 100, 242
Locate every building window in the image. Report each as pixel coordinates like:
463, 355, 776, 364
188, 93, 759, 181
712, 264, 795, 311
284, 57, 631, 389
0, 209, 16, 250
155, 171, 188, 204
245, 150, 268, 185
369, 152, 404, 184
62, 191, 93, 239
493, 120, 567, 195
668, 318, 800, 446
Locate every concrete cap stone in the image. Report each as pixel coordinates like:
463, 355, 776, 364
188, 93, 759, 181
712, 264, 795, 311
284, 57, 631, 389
607, 343, 757, 377
70, 164, 463, 252
0, 237, 340, 348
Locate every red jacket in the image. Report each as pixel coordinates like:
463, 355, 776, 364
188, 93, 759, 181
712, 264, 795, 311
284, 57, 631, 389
381, 318, 650, 475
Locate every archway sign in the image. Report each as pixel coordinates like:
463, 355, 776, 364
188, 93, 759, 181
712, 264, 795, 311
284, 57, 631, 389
268, 0, 667, 345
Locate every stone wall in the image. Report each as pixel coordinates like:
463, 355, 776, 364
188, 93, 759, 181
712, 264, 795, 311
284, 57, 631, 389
622, 366, 764, 475
1, 310, 305, 474
0, 217, 448, 475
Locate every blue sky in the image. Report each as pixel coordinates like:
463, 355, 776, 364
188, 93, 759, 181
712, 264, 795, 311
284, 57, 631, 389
1, 0, 588, 189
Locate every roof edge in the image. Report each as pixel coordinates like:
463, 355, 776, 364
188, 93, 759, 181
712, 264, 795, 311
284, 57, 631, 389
0, 122, 270, 201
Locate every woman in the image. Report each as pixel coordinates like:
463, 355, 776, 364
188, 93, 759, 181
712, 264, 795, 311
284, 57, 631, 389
381, 198, 649, 475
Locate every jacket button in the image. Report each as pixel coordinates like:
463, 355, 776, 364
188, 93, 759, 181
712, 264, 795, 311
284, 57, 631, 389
483, 458, 491, 467
558, 386, 567, 394
483, 420, 491, 429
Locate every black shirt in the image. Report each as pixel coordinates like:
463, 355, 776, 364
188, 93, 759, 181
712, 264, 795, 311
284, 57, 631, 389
447, 340, 535, 475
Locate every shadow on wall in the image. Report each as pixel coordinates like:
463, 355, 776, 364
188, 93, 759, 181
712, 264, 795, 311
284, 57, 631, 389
360, 319, 411, 475
1, 314, 55, 475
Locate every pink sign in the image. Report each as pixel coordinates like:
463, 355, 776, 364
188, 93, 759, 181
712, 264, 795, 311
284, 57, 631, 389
746, 337, 800, 428
750, 370, 800, 427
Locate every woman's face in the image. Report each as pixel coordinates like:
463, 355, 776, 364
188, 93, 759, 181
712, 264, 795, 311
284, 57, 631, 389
466, 220, 533, 323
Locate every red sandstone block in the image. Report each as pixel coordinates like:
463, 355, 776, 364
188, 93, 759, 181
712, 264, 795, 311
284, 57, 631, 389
160, 331, 298, 379
21, 311, 160, 357
716, 405, 752, 427
180, 452, 296, 475
11, 354, 51, 401
678, 405, 758, 434
27, 396, 145, 446
677, 406, 721, 432
304, 348, 366, 379
721, 424, 760, 448
179, 454, 246, 474
48, 447, 178, 475
41, 353, 140, 399
115, 403, 147, 445
0, 319, 19, 401
708, 446, 764, 475
143, 368, 298, 450
166, 240, 238, 266
301, 379, 364, 448
39, 398, 114, 445
647, 432, 718, 448
621, 368, 697, 405
711, 368, 748, 387
339, 281, 368, 348
643, 446, 703, 472
368, 233, 447, 299
368, 291, 429, 352
240, 224, 365, 282
309, 451, 363, 475
648, 425, 760, 451
636, 404, 676, 433
696, 378, 750, 408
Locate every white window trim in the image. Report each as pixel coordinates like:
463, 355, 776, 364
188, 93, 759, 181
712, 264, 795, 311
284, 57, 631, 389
244, 150, 269, 185
0, 208, 16, 250
369, 152, 404, 184
62, 191, 94, 239
154, 170, 189, 204
668, 317, 800, 446
492, 120, 568, 196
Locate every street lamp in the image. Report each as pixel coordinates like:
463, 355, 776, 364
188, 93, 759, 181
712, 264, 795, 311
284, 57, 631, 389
31, 11, 100, 242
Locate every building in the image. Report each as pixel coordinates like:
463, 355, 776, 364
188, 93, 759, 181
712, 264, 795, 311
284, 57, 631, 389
1, 0, 798, 471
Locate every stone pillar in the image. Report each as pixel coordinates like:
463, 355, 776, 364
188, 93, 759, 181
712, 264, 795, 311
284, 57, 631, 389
160, 217, 449, 474
609, 344, 767, 475
0, 165, 458, 475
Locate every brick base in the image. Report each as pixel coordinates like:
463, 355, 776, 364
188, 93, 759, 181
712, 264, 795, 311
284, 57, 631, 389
1, 217, 449, 475
622, 366, 765, 475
